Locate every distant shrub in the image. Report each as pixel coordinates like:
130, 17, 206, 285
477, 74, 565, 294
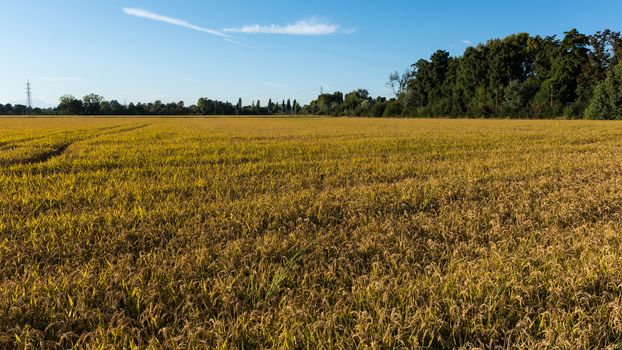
383, 101, 403, 117
370, 102, 386, 117
585, 62, 622, 119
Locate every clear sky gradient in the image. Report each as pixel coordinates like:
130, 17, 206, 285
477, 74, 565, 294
2, 0, 621, 107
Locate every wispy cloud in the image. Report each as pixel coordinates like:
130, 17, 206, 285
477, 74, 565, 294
122, 7, 230, 38
224, 38, 256, 48
122, 8, 346, 46
462, 39, 473, 45
224, 18, 352, 36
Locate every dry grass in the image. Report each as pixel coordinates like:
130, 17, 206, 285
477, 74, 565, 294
2, 117, 622, 348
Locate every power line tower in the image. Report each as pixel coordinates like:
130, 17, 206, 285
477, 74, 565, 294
320, 86, 323, 95
26, 80, 32, 111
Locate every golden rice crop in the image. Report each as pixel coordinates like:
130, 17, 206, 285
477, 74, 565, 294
2, 117, 622, 348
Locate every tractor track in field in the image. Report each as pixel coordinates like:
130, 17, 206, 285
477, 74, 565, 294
4, 123, 153, 166
98, 123, 152, 137
21, 142, 74, 165
0, 124, 129, 151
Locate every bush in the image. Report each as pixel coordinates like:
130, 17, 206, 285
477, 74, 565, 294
585, 62, 622, 119
383, 101, 403, 117
370, 102, 386, 117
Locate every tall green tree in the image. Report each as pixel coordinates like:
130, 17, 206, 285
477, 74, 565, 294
584, 61, 622, 119
82, 94, 104, 115
58, 95, 83, 115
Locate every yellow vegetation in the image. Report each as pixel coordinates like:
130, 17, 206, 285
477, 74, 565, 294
2, 117, 622, 348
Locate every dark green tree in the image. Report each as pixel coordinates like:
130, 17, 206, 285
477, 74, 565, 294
585, 61, 622, 119
58, 95, 83, 115
82, 94, 104, 115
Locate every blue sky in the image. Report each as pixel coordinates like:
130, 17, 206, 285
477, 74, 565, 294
2, 0, 621, 107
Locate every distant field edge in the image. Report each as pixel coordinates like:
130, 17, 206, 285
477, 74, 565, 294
0, 115, 605, 120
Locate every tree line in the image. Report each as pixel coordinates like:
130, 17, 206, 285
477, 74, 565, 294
299, 89, 403, 117
1, 28, 622, 119
392, 28, 622, 119
0, 94, 303, 116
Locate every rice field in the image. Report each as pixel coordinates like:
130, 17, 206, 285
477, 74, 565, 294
2, 117, 622, 348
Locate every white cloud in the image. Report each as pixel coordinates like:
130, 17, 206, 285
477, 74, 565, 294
462, 39, 473, 45
224, 19, 351, 36
122, 8, 230, 38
